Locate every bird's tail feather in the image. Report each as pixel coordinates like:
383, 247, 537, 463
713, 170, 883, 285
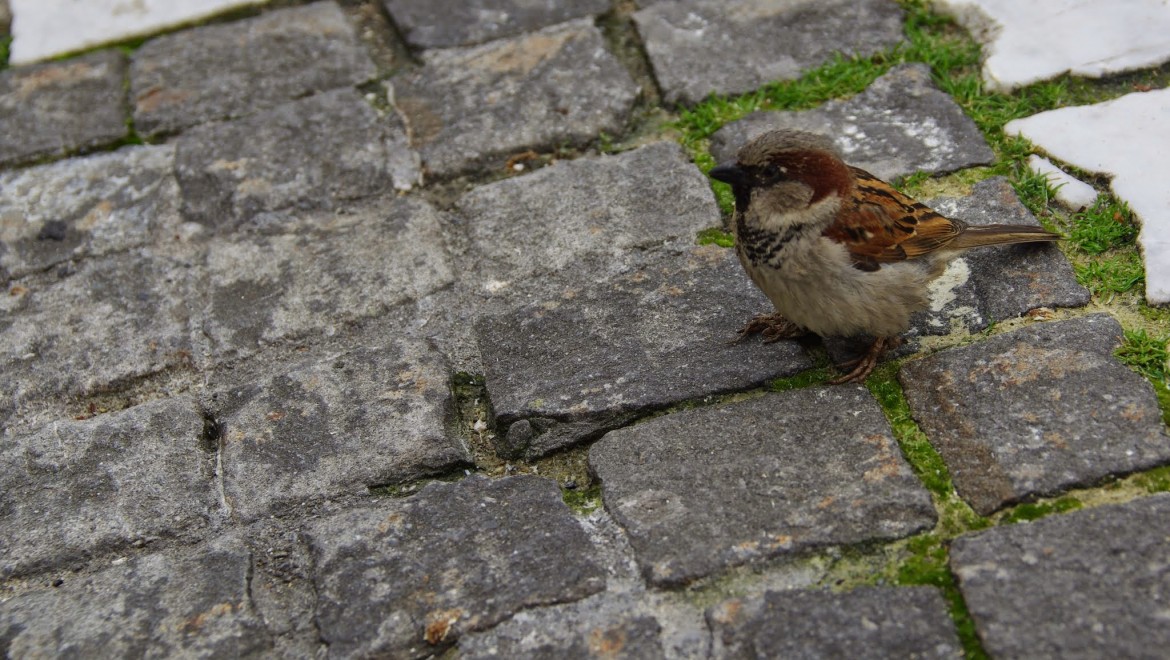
951, 224, 1060, 249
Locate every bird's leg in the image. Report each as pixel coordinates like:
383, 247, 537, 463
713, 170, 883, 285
735, 312, 806, 344
829, 336, 899, 385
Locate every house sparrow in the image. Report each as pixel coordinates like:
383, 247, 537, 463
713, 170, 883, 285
709, 129, 1059, 384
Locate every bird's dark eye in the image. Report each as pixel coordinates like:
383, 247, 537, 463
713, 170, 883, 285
762, 163, 782, 180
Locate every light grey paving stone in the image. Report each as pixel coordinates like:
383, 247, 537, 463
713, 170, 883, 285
0, 49, 128, 166
0, 538, 271, 657
951, 493, 1170, 659
476, 244, 813, 459
0, 250, 196, 404
634, 0, 904, 106
174, 87, 419, 231
0, 396, 219, 578
197, 196, 452, 362
389, 19, 639, 178
589, 387, 937, 586
900, 315, 1169, 515
708, 586, 961, 659
211, 338, 469, 523
0, 144, 180, 281
131, 1, 376, 136
305, 475, 606, 658
710, 64, 994, 182
382, 0, 611, 49
456, 141, 717, 284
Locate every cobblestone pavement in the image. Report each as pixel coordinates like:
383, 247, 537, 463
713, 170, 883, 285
2, 2, 1169, 658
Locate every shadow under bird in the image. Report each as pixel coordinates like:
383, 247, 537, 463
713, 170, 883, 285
709, 129, 1059, 384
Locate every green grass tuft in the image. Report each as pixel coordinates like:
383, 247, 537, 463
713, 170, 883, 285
999, 497, 1083, 525
562, 483, 602, 515
1133, 466, 1170, 494
696, 227, 735, 248
0, 35, 10, 70
1075, 253, 1145, 296
769, 367, 834, 392
895, 533, 988, 660
1065, 198, 1138, 255
1116, 329, 1169, 382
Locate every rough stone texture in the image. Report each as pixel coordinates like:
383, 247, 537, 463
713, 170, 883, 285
0, 144, 180, 281
211, 338, 469, 523
0, 538, 271, 657
197, 196, 452, 362
589, 387, 937, 586
0, 250, 195, 404
306, 475, 606, 658
476, 244, 813, 459
1006, 89, 1170, 304
935, 0, 1170, 92
708, 586, 962, 659
389, 19, 639, 178
0, 396, 218, 578
0, 49, 128, 166
634, 0, 905, 105
174, 87, 419, 231
951, 493, 1170, 659
7, 0, 269, 65
131, 1, 376, 136
383, 0, 611, 49
900, 315, 1170, 515
710, 64, 994, 182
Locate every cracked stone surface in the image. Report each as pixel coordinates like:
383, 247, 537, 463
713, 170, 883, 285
0, 538, 271, 657
389, 19, 639, 178
634, 0, 905, 105
0, 49, 128, 166
589, 387, 936, 586
0, 144, 180, 281
197, 196, 453, 362
476, 244, 813, 459
174, 87, 419, 231
210, 338, 469, 523
708, 586, 962, 659
130, 1, 376, 136
382, 0, 610, 49
710, 64, 994, 182
305, 475, 606, 658
0, 396, 218, 578
951, 493, 1170, 658
901, 315, 1170, 515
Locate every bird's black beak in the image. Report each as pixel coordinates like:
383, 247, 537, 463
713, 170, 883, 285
708, 162, 746, 187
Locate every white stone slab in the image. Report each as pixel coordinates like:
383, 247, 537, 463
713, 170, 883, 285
9, 0, 269, 65
934, 0, 1170, 92
1027, 155, 1098, 211
1006, 89, 1170, 304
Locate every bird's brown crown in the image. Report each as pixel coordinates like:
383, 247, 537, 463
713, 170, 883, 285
733, 130, 853, 204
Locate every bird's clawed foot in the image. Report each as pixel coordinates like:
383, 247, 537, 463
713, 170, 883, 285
735, 312, 806, 344
829, 336, 901, 384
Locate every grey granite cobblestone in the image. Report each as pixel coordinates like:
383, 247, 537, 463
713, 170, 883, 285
383, 0, 611, 49
131, 1, 376, 137
901, 314, 1169, 515
951, 493, 1170, 658
389, 19, 639, 178
0, 49, 128, 166
305, 475, 606, 658
589, 387, 936, 586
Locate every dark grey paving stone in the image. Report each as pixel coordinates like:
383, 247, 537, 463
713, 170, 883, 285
389, 19, 639, 178
634, 0, 904, 105
0, 49, 128, 166
0, 396, 219, 578
131, 1, 376, 137
174, 87, 419, 231
197, 196, 452, 362
383, 0, 611, 49
0, 538, 271, 657
0, 144, 180, 281
710, 64, 993, 182
589, 387, 937, 586
900, 315, 1169, 515
211, 338, 469, 523
0, 250, 195, 404
476, 244, 814, 459
708, 586, 961, 659
930, 177, 1090, 322
305, 475, 606, 658
951, 493, 1170, 659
